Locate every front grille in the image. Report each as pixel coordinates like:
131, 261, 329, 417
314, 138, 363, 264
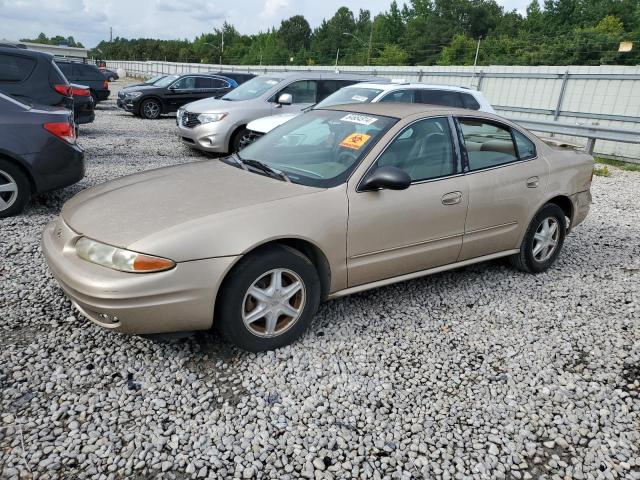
181, 112, 200, 128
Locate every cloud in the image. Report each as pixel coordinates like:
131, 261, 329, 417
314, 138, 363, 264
155, 0, 225, 20
261, 0, 289, 17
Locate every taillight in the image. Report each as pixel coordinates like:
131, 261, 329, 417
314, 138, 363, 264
71, 87, 90, 97
44, 122, 76, 144
54, 84, 72, 97
103, 80, 109, 89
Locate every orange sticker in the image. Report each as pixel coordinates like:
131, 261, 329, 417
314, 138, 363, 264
339, 133, 371, 150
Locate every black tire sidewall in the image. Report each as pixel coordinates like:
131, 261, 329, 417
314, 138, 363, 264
521, 204, 566, 273
141, 99, 161, 119
0, 159, 31, 218
232, 128, 249, 153
215, 245, 321, 352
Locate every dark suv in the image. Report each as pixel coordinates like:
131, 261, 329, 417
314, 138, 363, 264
0, 46, 72, 109
55, 60, 110, 104
0, 93, 84, 217
117, 73, 238, 119
208, 71, 255, 85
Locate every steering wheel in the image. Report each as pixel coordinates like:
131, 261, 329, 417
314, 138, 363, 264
336, 148, 359, 166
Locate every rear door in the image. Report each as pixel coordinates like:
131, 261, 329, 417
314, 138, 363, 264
317, 80, 358, 103
455, 117, 549, 260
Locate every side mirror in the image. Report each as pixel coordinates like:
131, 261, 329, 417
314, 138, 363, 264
360, 166, 411, 191
277, 93, 293, 105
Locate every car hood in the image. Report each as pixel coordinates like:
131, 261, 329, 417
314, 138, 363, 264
183, 97, 254, 114
247, 113, 299, 133
61, 160, 320, 258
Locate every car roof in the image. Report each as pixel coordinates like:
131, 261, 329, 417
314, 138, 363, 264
320, 102, 498, 120
345, 82, 481, 94
0, 46, 52, 59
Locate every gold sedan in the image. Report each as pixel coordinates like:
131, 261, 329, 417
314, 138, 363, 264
43, 104, 594, 351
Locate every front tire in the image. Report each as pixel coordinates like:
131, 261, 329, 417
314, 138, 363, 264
215, 245, 321, 352
231, 127, 250, 153
510, 203, 566, 273
0, 159, 31, 218
140, 99, 162, 119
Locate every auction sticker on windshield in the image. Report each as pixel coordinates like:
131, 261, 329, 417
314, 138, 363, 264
340, 133, 372, 150
341, 114, 378, 126
351, 95, 369, 102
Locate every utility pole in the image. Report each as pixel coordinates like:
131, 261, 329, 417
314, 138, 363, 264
220, 28, 224, 67
334, 49, 340, 71
109, 27, 112, 42
367, 21, 373, 66
471, 36, 481, 87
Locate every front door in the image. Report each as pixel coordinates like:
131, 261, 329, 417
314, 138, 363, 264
455, 117, 549, 260
165, 76, 199, 111
270, 80, 318, 115
347, 116, 469, 287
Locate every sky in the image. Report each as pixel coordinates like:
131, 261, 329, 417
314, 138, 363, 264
0, 0, 531, 48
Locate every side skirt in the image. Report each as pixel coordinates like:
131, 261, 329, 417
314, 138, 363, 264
328, 249, 520, 299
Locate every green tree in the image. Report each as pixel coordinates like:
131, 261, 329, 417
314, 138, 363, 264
372, 44, 409, 65
279, 15, 311, 52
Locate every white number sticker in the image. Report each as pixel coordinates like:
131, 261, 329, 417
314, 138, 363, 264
340, 114, 377, 126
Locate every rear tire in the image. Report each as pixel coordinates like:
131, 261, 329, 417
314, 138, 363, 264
510, 203, 566, 273
140, 99, 162, 120
215, 245, 321, 352
90, 91, 98, 106
0, 159, 31, 218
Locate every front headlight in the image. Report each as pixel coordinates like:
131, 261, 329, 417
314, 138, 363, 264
197, 112, 227, 124
125, 91, 143, 98
75, 237, 175, 273
177, 107, 185, 119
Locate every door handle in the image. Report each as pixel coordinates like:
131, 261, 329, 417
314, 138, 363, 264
526, 176, 540, 188
442, 191, 463, 205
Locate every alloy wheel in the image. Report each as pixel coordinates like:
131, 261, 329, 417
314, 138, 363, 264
143, 101, 160, 119
242, 268, 306, 338
532, 217, 560, 262
0, 169, 18, 212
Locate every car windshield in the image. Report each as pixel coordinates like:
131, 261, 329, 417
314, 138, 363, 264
315, 86, 384, 109
154, 74, 180, 88
221, 76, 282, 101
146, 75, 166, 84
233, 109, 397, 187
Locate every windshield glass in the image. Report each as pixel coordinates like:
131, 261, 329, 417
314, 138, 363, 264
222, 76, 282, 101
315, 86, 384, 109
234, 109, 397, 187
154, 74, 180, 88
146, 75, 166, 84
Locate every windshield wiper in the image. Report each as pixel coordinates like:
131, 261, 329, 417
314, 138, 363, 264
238, 155, 291, 182
302, 103, 317, 112
228, 153, 248, 171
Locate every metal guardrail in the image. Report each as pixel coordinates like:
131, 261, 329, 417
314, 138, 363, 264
510, 118, 640, 155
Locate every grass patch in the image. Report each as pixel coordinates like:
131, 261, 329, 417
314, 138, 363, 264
595, 157, 640, 172
593, 165, 611, 177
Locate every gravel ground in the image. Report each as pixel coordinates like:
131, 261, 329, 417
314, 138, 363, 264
1, 80, 639, 480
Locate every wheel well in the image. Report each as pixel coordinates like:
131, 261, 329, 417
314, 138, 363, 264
138, 96, 164, 114
0, 153, 36, 193
242, 239, 331, 300
547, 195, 573, 223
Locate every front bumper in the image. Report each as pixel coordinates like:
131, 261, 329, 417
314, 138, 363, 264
42, 218, 238, 334
177, 118, 231, 153
117, 97, 138, 113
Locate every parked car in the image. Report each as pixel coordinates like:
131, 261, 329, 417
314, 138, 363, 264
207, 71, 255, 85
70, 83, 95, 125
0, 46, 72, 109
176, 72, 386, 153
55, 60, 110, 104
0, 93, 84, 218
244, 82, 495, 146
117, 73, 238, 119
100, 67, 119, 81
125, 74, 166, 89
42, 103, 593, 351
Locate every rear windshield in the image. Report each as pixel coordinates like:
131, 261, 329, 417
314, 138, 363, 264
0, 53, 36, 82
316, 86, 383, 108
221, 76, 282, 101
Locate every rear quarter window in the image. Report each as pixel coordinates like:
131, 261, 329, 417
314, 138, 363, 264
74, 64, 103, 80
0, 54, 36, 82
419, 89, 463, 108
461, 93, 481, 110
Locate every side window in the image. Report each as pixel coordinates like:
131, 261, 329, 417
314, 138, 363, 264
195, 77, 213, 89
458, 118, 518, 171
0, 54, 36, 82
419, 90, 463, 108
56, 62, 73, 78
513, 129, 536, 159
278, 80, 317, 104
379, 89, 415, 103
317, 80, 355, 102
461, 93, 480, 110
211, 78, 229, 89
376, 117, 455, 182
74, 64, 101, 80
172, 76, 196, 89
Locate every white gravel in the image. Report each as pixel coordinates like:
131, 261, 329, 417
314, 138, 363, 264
1, 80, 639, 480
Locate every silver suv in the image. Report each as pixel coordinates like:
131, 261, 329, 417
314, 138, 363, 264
176, 72, 384, 153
